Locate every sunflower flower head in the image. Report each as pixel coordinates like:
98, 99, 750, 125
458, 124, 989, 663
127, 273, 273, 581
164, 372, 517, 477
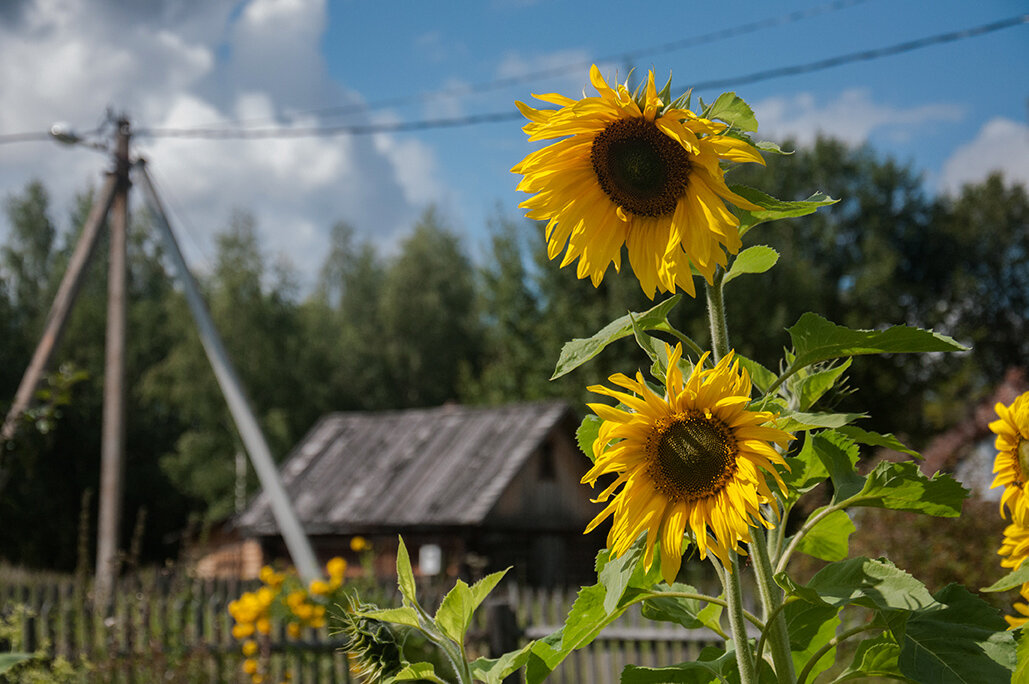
990, 390, 1029, 519
341, 597, 404, 684
581, 344, 792, 583
512, 65, 765, 298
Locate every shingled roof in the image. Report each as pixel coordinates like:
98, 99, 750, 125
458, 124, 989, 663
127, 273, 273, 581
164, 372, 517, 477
235, 400, 575, 536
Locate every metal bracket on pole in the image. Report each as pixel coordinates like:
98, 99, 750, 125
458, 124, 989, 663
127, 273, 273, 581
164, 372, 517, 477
133, 159, 320, 581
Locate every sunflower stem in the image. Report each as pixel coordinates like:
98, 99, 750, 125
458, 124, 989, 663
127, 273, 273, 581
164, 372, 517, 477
705, 271, 730, 362
750, 526, 797, 682
721, 553, 758, 684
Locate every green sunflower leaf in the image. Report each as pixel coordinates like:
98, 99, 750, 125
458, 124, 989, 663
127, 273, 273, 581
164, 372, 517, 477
782, 432, 831, 505
786, 313, 967, 370
0, 653, 33, 675
737, 355, 776, 393
576, 413, 603, 463
785, 557, 938, 613
755, 140, 792, 155
845, 461, 967, 517
528, 547, 660, 684
786, 601, 841, 682
395, 536, 418, 607
790, 358, 851, 412
705, 92, 758, 132
770, 409, 866, 433
723, 245, 779, 284
640, 582, 720, 631
896, 584, 1015, 683
470, 643, 534, 684
525, 584, 624, 684
622, 645, 777, 683
794, 508, 855, 562
435, 569, 508, 645
809, 430, 864, 501
836, 425, 920, 459
834, 635, 912, 682
551, 295, 682, 379
731, 187, 837, 237
357, 606, 423, 630
597, 538, 662, 614
629, 312, 668, 383
388, 662, 438, 681
1015, 628, 1029, 684
981, 558, 1029, 593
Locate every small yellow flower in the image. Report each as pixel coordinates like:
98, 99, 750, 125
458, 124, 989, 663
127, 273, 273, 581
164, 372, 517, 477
309, 579, 331, 596
242, 658, 259, 675
326, 557, 347, 579
287, 622, 302, 638
256, 587, 276, 607
259, 565, 284, 587
350, 536, 371, 552
286, 590, 306, 609
242, 639, 258, 657
232, 623, 255, 640
293, 603, 313, 621
256, 617, 272, 635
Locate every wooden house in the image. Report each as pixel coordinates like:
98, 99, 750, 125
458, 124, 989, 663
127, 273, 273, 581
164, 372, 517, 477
234, 401, 605, 586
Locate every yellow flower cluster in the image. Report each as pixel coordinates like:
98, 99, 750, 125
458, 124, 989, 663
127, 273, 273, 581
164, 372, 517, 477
989, 390, 1029, 629
228, 558, 348, 683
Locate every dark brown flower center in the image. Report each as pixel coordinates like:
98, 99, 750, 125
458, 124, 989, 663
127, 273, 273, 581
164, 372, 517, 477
591, 117, 691, 217
650, 412, 737, 502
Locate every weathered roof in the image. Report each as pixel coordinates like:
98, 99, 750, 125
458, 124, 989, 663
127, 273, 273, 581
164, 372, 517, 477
235, 401, 574, 535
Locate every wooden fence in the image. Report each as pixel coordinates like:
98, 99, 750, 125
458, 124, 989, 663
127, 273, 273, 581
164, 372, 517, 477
0, 571, 735, 683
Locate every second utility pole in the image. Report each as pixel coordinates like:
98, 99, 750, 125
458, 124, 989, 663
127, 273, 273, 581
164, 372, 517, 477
94, 117, 130, 606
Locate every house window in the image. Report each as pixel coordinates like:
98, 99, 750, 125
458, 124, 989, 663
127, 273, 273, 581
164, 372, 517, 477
419, 544, 443, 576
539, 441, 556, 481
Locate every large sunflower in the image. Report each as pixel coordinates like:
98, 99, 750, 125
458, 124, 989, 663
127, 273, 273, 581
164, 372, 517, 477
581, 344, 792, 583
1006, 583, 1029, 630
512, 65, 764, 298
990, 390, 1029, 519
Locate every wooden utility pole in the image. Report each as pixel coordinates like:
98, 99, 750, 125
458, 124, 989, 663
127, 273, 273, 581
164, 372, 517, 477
2, 112, 319, 599
94, 118, 131, 605
0, 175, 117, 443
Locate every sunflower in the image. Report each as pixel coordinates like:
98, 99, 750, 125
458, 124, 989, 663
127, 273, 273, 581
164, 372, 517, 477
512, 65, 764, 298
581, 344, 792, 583
997, 511, 1029, 570
1006, 582, 1029, 630
990, 390, 1029, 519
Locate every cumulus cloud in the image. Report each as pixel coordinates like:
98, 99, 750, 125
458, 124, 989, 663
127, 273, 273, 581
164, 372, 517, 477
938, 117, 1029, 196
0, 0, 443, 285
753, 89, 964, 147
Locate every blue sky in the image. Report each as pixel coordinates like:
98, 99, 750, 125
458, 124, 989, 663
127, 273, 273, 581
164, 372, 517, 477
0, 0, 1025, 281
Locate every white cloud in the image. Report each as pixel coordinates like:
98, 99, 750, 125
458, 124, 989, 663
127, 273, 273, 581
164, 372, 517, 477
753, 89, 964, 147
0, 0, 444, 288
495, 49, 605, 98
938, 117, 1029, 196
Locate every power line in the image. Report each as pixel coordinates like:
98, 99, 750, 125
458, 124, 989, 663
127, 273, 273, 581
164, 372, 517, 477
2, 13, 1026, 145
133, 13, 1029, 141
0, 131, 51, 144
686, 13, 1029, 92
136, 111, 520, 140
185, 0, 872, 131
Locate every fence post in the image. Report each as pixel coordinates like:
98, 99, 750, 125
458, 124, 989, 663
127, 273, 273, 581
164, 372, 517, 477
486, 601, 521, 684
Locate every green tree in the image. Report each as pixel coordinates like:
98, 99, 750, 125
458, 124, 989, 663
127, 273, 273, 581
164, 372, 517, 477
380, 207, 481, 407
